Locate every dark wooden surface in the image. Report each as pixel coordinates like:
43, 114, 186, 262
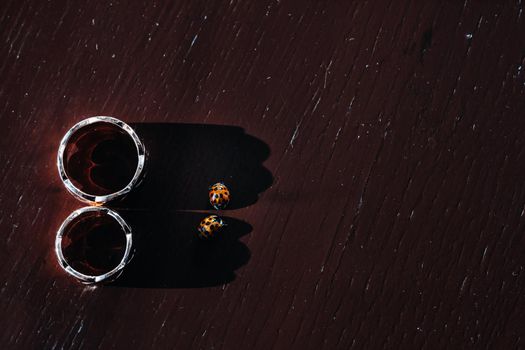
2, 1, 525, 349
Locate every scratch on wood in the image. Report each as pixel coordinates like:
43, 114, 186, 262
289, 123, 300, 148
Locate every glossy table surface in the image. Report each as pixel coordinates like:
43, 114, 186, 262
1, 1, 525, 349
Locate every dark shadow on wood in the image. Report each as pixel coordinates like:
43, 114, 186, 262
112, 212, 251, 288
119, 123, 273, 210
102, 123, 271, 288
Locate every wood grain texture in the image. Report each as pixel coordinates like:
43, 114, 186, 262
2, 0, 525, 349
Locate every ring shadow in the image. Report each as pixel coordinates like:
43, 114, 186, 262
109, 123, 272, 288
120, 123, 273, 210
113, 212, 252, 288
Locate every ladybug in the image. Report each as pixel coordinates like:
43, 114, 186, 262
197, 215, 225, 239
209, 182, 230, 209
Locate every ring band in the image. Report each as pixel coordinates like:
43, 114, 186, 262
57, 116, 146, 205
55, 206, 133, 284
